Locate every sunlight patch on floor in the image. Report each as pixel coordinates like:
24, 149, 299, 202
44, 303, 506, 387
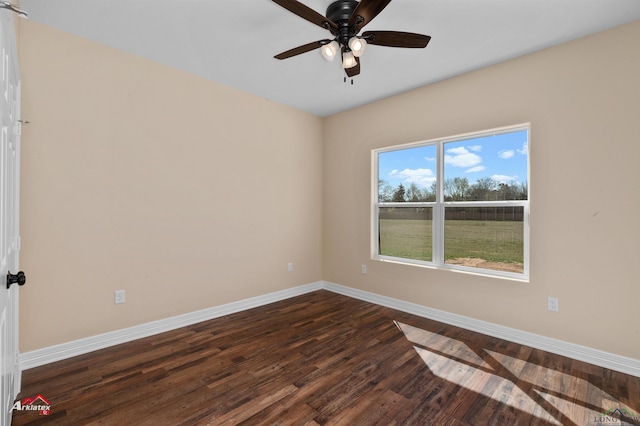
487, 350, 640, 423
394, 321, 493, 370
396, 321, 640, 426
412, 345, 561, 425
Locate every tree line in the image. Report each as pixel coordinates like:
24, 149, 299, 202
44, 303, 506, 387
379, 177, 528, 202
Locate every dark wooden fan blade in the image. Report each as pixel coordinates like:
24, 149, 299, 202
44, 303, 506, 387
274, 40, 332, 59
345, 57, 361, 77
349, 0, 392, 32
362, 31, 431, 48
272, 0, 337, 31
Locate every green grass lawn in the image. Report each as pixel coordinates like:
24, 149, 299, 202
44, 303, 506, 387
379, 219, 524, 265
379, 219, 434, 261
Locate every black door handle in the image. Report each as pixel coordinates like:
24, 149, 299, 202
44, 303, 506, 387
7, 271, 26, 289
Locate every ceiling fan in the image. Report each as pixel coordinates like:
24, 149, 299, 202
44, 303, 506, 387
272, 0, 431, 78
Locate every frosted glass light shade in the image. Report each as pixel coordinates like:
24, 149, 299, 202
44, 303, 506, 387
342, 51, 357, 69
348, 37, 367, 57
321, 41, 340, 61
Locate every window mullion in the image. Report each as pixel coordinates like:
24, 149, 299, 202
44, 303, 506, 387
433, 140, 445, 265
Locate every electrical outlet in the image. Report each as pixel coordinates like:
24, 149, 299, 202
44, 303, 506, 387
287, 262, 293, 272
547, 297, 559, 312
115, 290, 125, 305
361, 264, 367, 274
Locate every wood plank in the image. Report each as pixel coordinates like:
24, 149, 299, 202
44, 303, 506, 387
12, 290, 640, 425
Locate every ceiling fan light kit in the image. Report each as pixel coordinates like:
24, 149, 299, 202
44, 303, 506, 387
272, 0, 431, 77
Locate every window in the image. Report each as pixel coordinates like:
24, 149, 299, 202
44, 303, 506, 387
374, 124, 529, 280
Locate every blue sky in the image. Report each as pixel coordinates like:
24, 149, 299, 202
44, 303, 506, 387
378, 129, 528, 190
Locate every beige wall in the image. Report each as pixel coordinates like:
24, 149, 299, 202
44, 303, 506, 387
323, 20, 640, 360
18, 18, 640, 361
18, 21, 323, 351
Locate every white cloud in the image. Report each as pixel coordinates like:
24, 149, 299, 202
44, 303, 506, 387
492, 174, 519, 184
466, 166, 486, 173
445, 147, 482, 168
468, 145, 482, 152
498, 149, 515, 159
447, 147, 468, 154
517, 141, 528, 155
389, 169, 398, 176
393, 168, 436, 187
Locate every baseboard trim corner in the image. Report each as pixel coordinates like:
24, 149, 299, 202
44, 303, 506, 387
20, 280, 640, 378
321, 281, 640, 378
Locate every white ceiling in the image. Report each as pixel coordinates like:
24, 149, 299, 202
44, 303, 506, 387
19, 0, 640, 116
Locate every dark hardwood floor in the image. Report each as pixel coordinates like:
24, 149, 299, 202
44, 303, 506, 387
12, 290, 640, 425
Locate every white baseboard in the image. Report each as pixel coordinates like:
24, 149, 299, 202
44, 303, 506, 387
19, 281, 323, 370
322, 281, 640, 378
20, 280, 640, 378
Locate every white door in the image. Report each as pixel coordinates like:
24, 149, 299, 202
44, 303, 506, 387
0, 9, 22, 426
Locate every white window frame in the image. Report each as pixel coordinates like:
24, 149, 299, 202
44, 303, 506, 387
372, 124, 530, 281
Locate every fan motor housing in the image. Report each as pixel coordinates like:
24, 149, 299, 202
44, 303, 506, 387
326, 0, 359, 24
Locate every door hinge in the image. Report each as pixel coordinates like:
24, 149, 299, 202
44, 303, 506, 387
15, 120, 29, 136
14, 236, 20, 251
